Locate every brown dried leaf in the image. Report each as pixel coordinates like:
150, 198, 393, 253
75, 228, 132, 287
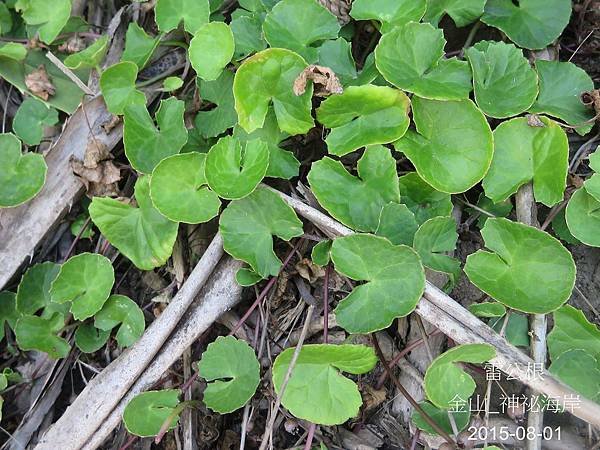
581, 89, 600, 123
70, 140, 120, 197
526, 114, 545, 127
293, 64, 343, 97
361, 384, 387, 413
58, 36, 86, 54
101, 115, 122, 134
25, 65, 55, 101
295, 257, 325, 283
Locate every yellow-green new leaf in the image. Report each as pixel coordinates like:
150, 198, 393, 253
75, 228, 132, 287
100, 61, 146, 115
189, 22, 235, 81
316, 85, 411, 156
64, 35, 109, 70
350, 0, 426, 33
15, 0, 71, 44
155, 0, 210, 34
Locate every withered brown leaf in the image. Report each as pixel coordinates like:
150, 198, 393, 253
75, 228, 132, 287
70, 140, 121, 197
25, 65, 55, 101
293, 65, 343, 97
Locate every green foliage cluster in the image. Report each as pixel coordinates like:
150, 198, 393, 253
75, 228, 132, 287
0, 0, 598, 438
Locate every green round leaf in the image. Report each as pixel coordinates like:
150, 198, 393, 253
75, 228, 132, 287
123, 389, 182, 437
16, 262, 60, 315
413, 216, 461, 282
350, 0, 426, 33
316, 85, 411, 157
15, 313, 70, 359
376, 202, 418, 246
94, 294, 145, 348
122, 22, 161, 69
195, 70, 238, 138
89, 176, 179, 270
0, 43, 27, 61
13, 98, 59, 146
331, 234, 425, 334
64, 35, 109, 70
163, 76, 183, 91
155, 0, 209, 34
549, 349, 600, 401
464, 218, 576, 314
566, 187, 600, 247
422, 0, 486, 27
75, 323, 110, 353
481, 0, 571, 49
236, 268, 263, 286
375, 22, 472, 100
398, 172, 453, 225
424, 344, 496, 409
483, 116, 568, 207
529, 60, 595, 136
0, 133, 47, 208
233, 48, 314, 135
205, 136, 269, 199
308, 145, 400, 232
412, 402, 470, 436
15, 0, 71, 44
197, 336, 260, 413
189, 22, 235, 81
466, 40, 538, 118
468, 302, 506, 318
0, 292, 21, 341
124, 97, 188, 174
50, 253, 114, 321
150, 153, 221, 224
219, 187, 304, 278
262, 0, 340, 62
548, 305, 600, 360
272, 344, 377, 425
311, 240, 332, 266
99, 61, 146, 115
394, 97, 493, 194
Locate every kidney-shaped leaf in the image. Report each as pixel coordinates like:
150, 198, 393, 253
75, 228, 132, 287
15, 313, 70, 359
272, 344, 377, 425
262, 0, 340, 62
483, 117, 568, 207
233, 48, 313, 135
64, 35, 109, 70
50, 253, 114, 320
308, 145, 400, 232
124, 97, 188, 174
566, 187, 600, 247
466, 41, 538, 118
205, 136, 269, 199
100, 61, 146, 115
350, 0, 426, 33
13, 98, 59, 145
423, 0, 486, 27
375, 22, 472, 101
150, 153, 221, 224
123, 389, 181, 437
15, 0, 71, 44
16, 262, 60, 315
376, 202, 419, 246
197, 336, 260, 413
394, 97, 493, 194
548, 305, 600, 361
424, 344, 496, 409
122, 23, 160, 70
219, 187, 304, 278
155, 0, 209, 34
316, 85, 410, 156
89, 176, 179, 270
464, 218, 576, 314
529, 60, 595, 136
331, 234, 425, 334
94, 295, 145, 348
75, 323, 110, 353
481, 0, 571, 49
0, 133, 47, 208
189, 22, 235, 81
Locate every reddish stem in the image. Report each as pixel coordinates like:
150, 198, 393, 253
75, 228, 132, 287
119, 435, 137, 450
303, 422, 316, 450
228, 239, 303, 337
323, 264, 330, 344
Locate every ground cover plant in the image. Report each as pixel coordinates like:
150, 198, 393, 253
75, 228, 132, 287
0, 0, 599, 449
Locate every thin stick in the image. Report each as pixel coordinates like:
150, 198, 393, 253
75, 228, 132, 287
371, 334, 457, 448
259, 304, 315, 450
303, 423, 316, 450
45, 51, 94, 95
